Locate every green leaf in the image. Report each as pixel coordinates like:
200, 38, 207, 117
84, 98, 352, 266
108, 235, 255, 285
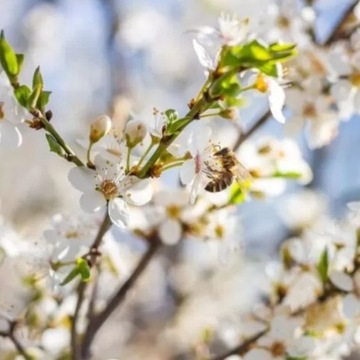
235, 40, 273, 62
269, 42, 296, 52
27, 84, 42, 109
77, 258, 91, 282
0, 33, 18, 77
286, 356, 307, 360
46, 133, 65, 157
39, 91, 52, 110
317, 248, 329, 285
228, 182, 248, 205
60, 266, 80, 286
14, 85, 31, 108
164, 109, 178, 124
15, 53, 24, 73
258, 62, 279, 77
32, 66, 43, 88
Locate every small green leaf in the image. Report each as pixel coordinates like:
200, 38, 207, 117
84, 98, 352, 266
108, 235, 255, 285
258, 62, 279, 77
46, 133, 65, 157
32, 66, 43, 88
60, 266, 80, 286
235, 40, 273, 62
0, 34, 19, 77
269, 42, 296, 53
164, 109, 178, 124
39, 91, 52, 110
286, 356, 307, 360
27, 84, 42, 109
317, 248, 329, 285
228, 182, 248, 205
15, 53, 24, 73
77, 258, 91, 282
14, 85, 31, 108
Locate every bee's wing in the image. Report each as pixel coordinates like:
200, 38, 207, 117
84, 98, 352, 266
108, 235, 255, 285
234, 161, 252, 183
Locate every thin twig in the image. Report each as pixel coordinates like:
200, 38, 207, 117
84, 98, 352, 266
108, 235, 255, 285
0, 322, 33, 360
209, 330, 267, 360
71, 282, 87, 360
324, 0, 359, 46
233, 110, 271, 151
81, 239, 162, 360
70, 212, 112, 359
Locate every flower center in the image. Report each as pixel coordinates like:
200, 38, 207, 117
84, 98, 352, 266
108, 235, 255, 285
303, 103, 317, 118
0, 102, 4, 121
350, 72, 360, 87
270, 341, 286, 356
277, 15, 290, 28
98, 179, 119, 200
166, 205, 181, 219
65, 230, 80, 239
255, 74, 269, 93
214, 224, 225, 239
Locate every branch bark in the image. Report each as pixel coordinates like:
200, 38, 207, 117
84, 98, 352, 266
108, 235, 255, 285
0, 321, 33, 360
209, 330, 267, 360
80, 239, 162, 359
233, 110, 271, 151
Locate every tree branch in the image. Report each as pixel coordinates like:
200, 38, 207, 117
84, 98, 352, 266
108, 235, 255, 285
0, 321, 33, 360
324, 0, 359, 46
80, 238, 162, 359
70, 212, 112, 360
209, 330, 267, 360
233, 110, 271, 151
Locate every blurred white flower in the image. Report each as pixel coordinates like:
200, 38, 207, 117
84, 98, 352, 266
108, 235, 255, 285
44, 214, 98, 263
286, 77, 339, 149
0, 72, 26, 149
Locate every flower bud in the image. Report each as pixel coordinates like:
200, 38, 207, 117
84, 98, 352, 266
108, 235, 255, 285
125, 119, 147, 147
89, 115, 112, 143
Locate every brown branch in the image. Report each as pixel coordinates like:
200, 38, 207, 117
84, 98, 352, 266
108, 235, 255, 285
209, 330, 268, 360
80, 239, 162, 359
71, 282, 87, 360
70, 212, 112, 360
324, 0, 359, 45
0, 321, 33, 360
233, 110, 271, 151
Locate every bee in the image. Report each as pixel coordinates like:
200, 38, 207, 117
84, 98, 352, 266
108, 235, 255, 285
204, 147, 251, 193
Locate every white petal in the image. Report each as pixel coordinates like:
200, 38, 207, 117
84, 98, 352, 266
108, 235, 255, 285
180, 159, 196, 185
68, 166, 95, 192
187, 124, 212, 155
0, 122, 22, 149
124, 178, 153, 206
330, 271, 354, 291
192, 39, 214, 69
80, 190, 106, 213
287, 336, 315, 357
159, 219, 182, 245
342, 293, 360, 319
108, 198, 129, 228
330, 80, 352, 102
268, 78, 286, 123
190, 175, 203, 204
